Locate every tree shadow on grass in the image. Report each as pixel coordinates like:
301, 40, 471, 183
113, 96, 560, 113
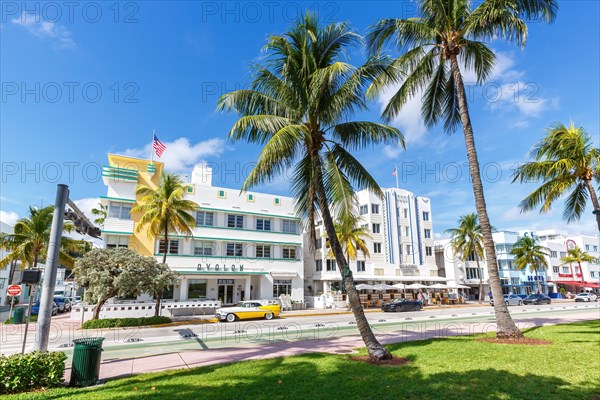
30, 352, 600, 400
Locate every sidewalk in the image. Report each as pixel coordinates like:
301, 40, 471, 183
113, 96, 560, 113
63, 310, 597, 382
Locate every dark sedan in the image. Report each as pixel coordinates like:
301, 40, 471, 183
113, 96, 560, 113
522, 294, 551, 305
381, 298, 423, 312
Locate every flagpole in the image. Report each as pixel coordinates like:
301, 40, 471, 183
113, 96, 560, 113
395, 164, 399, 189
151, 129, 155, 163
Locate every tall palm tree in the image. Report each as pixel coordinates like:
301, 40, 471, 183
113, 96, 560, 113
366, 0, 557, 339
513, 122, 600, 232
327, 212, 371, 265
445, 213, 485, 303
561, 246, 598, 287
511, 236, 550, 294
131, 173, 198, 316
91, 203, 108, 227
0, 206, 80, 271
218, 14, 404, 361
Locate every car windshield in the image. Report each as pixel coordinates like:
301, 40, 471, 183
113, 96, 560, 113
525, 295, 539, 299
391, 299, 406, 303
503, 295, 510, 299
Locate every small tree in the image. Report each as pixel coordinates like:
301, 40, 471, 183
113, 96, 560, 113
511, 236, 550, 294
91, 203, 108, 227
73, 248, 157, 319
141, 262, 179, 317
561, 246, 598, 287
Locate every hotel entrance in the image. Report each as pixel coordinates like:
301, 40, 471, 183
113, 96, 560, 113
218, 279, 235, 304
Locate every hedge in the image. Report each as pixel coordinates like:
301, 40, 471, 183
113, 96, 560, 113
0, 351, 67, 394
3, 314, 37, 325
82, 316, 171, 329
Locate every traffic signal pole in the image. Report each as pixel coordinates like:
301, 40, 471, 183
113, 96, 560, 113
34, 184, 69, 352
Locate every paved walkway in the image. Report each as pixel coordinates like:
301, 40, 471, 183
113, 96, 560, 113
63, 309, 597, 382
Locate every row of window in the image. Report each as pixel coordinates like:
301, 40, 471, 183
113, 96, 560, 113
315, 260, 366, 272
359, 204, 431, 223
199, 211, 298, 233
585, 244, 599, 252
158, 240, 299, 259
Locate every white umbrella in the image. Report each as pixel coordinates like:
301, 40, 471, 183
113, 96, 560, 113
355, 284, 375, 290
428, 283, 449, 289
449, 284, 470, 289
392, 283, 406, 290
372, 284, 397, 291
405, 283, 428, 289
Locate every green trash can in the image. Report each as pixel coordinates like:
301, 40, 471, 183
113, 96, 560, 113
12, 307, 25, 324
69, 337, 105, 387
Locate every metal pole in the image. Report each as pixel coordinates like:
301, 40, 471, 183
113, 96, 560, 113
21, 286, 34, 354
34, 184, 69, 352
8, 295, 14, 320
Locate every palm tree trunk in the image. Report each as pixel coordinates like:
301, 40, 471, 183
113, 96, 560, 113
475, 254, 483, 304
584, 180, 600, 233
312, 154, 392, 361
449, 54, 522, 339
163, 227, 169, 265
534, 266, 542, 294
578, 261, 584, 286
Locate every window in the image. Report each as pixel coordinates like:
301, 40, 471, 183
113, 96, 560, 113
356, 260, 366, 272
194, 241, 213, 256
591, 271, 597, 278
227, 214, 244, 228
585, 244, 591, 251
404, 226, 410, 236
403, 208, 408, 218
196, 211, 214, 227
315, 238, 322, 249
217, 190, 226, 199
315, 260, 323, 271
283, 246, 297, 259
274, 197, 281, 205
374, 243, 382, 254
424, 229, 431, 239
422, 211, 430, 221
158, 240, 179, 254
406, 244, 412, 255
372, 223, 381, 234
594, 246, 599, 252
562, 266, 570, 274
371, 204, 380, 214
282, 220, 297, 233
560, 251, 566, 258
256, 245, 271, 258
247, 194, 255, 202
226, 242, 243, 257
552, 266, 559, 273
425, 246, 432, 256
106, 235, 129, 249
326, 259, 337, 271
511, 278, 520, 285
188, 279, 207, 299
466, 267, 480, 280
256, 218, 271, 231
273, 279, 292, 297
550, 251, 557, 258
359, 205, 368, 215
108, 202, 132, 220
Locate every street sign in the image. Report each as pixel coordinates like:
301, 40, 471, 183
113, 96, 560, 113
7, 285, 22, 296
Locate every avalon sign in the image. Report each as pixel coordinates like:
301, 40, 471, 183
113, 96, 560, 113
197, 263, 245, 272
7, 285, 22, 296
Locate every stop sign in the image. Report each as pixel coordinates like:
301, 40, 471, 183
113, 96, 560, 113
7, 285, 22, 296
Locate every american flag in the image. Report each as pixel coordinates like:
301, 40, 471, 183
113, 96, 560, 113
392, 166, 397, 176
153, 134, 166, 157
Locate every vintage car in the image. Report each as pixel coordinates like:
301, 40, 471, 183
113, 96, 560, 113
215, 301, 281, 322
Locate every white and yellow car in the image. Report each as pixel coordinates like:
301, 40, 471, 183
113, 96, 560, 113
216, 301, 281, 322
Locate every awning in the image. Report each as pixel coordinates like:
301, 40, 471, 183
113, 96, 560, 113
552, 281, 600, 288
270, 272, 298, 278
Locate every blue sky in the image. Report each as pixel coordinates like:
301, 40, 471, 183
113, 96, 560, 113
1, 1, 599, 237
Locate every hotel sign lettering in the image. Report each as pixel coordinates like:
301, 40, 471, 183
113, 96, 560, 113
197, 263, 244, 272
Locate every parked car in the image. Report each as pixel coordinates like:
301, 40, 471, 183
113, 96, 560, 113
491, 294, 523, 306
53, 297, 72, 312
216, 301, 281, 322
381, 298, 423, 312
31, 301, 58, 316
522, 294, 552, 305
574, 293, 598, 302
66, 296, 81, 305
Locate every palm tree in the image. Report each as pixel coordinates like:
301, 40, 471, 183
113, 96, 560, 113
218, 14, 404, 361
327, 212, 371, 265
366, 0, 557, 339
91, 203, 108, 227
131, 173, 198, 316
511, 236, 550, 294
445, 213, 485, 303
561, 246, 598, 287
513, 122, 600, 232
0, 206, 81, 271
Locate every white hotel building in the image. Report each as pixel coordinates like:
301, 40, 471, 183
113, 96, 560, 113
304, 188, 443, 296
100, 154, 304, 306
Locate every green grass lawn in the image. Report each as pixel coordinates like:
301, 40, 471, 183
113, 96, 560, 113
9, 321, 600, 400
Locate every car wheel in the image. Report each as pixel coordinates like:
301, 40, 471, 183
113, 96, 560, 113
225, 313, 236, 323
264, 312, 274, 320
505, 301, 510, 306
518, 301, 523, 306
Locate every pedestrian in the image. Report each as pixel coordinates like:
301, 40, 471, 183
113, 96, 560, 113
417, 291, 423, 303
435, 292, 441, 306
423, 291, 430, 306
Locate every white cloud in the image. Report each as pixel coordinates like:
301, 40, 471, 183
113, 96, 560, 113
72, 198, 101, 220
123, 137, 226, 173
11, 13, 75, 49
376, 86, 428, 146
0, 210, 19, 226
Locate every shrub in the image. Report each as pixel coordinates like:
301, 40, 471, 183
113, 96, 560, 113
82, 316, 171, 329
3, 314, 37, 325
0, 351, 67, 394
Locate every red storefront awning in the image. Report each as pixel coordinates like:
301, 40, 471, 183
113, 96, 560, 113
553, 281, 600, 288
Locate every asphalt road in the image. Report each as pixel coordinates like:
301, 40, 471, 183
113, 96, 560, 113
1, 301, 598, 358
